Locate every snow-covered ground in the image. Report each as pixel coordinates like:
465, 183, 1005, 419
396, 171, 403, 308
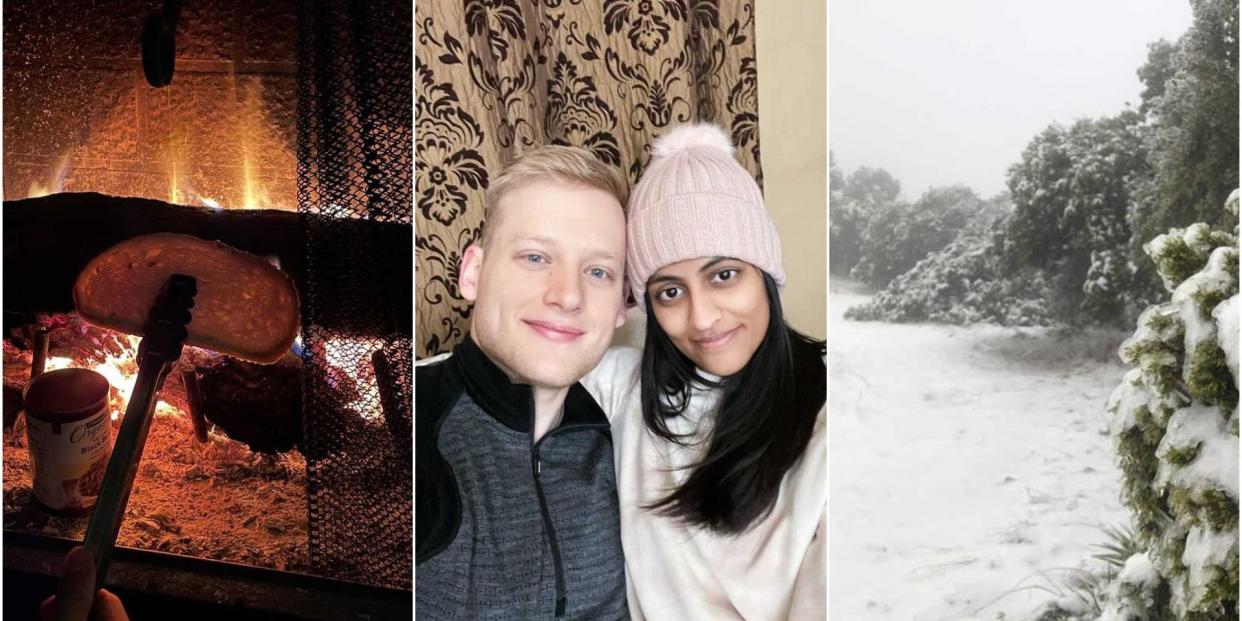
828, 278, 1132, 620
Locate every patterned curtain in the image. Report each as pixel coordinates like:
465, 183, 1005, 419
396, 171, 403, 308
415, 0, 764, 358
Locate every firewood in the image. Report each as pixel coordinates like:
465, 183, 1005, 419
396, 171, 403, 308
4, 192, 411, 337
197, 353, 304, 454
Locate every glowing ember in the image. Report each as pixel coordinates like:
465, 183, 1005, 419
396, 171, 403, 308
44, 335, 142, 421
154, 400, 178, 417
319, 336, 386, 423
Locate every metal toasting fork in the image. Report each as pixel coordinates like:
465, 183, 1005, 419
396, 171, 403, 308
82, 274, 197, 584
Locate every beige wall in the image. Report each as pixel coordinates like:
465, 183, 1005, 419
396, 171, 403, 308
756, 0, 827, 339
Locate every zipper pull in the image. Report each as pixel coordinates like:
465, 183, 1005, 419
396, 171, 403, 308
537, 459, 542, 475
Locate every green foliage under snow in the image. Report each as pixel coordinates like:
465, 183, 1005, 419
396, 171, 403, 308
1100, 189, 1239, 620
1127, 0, 1239, 253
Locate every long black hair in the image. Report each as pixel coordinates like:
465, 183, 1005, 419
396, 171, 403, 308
640, 270, 826, 534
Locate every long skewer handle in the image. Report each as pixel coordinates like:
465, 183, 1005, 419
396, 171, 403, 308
82, 357, 172, 579
81, 274, 196, 584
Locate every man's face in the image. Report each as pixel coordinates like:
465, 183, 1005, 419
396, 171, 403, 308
460, 179, 627, 389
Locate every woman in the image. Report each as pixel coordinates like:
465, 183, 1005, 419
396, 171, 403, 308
584, 123, 826, 620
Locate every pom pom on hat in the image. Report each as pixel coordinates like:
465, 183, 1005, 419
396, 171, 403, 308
651, 122, 734, 159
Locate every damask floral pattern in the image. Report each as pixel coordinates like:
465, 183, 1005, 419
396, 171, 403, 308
728, 56, 762, 180
464, 0, 526, 61
596, 41, 692, 131
416, 0, 763, 357
603, 0, 682, 55
416, 60, 489, 226
415, 224, 482, 353
545, 53, 622, 165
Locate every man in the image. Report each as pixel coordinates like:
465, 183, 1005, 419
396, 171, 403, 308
416, 146, 630, 620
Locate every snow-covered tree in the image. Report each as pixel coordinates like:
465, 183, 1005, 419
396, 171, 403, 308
1136, 39, 1179, 117
1102, 189, 1239, 619
831, 159, 901, 276
851, 185, 985, 288
1128, 0, 1238, 256
1005, 112, 1149, 324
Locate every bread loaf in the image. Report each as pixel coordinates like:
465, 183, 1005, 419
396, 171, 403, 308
73, 233, 300, 364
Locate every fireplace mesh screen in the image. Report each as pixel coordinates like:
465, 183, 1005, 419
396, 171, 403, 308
295, 0, 412, 589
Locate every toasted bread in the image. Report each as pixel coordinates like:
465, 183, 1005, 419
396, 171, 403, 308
73, 233, 299, 363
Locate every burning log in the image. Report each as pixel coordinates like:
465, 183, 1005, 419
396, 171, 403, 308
372, 347, 410, 461
195, 354, 304, 454
180, 367, 210, 443
4, 192, 412, 337
30, 328, 48, 379
4, 193, 301, 314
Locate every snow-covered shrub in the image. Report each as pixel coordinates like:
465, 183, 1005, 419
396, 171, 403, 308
1103, 189, 1239, 619
849, 185, 988, 288
1029, 526, 1154, 621
1098, 552, 1164, 621
845, 214, 1054, 326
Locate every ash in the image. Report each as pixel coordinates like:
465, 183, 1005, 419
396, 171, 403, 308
3, 332, 309, 573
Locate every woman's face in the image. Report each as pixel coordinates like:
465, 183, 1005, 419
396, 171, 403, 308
646, 257, 770, 377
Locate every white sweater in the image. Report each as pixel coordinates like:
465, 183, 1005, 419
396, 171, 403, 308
582, 347, 826, 620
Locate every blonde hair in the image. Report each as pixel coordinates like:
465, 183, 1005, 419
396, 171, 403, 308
480, 145, 628, 247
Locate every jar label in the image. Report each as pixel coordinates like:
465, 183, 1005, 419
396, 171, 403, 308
26, 407, 112, 512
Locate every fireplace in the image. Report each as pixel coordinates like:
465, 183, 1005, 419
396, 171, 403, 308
3, 0, 298, 210
4, 313, 310, 566
2, 1, 412, 618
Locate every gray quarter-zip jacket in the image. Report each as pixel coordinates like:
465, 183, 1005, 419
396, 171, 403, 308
415, 335, 628, 620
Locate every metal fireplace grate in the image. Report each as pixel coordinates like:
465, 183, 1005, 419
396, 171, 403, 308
295, 0, 413, 590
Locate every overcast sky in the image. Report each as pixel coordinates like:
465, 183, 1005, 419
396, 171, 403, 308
829, 0, 1193, 200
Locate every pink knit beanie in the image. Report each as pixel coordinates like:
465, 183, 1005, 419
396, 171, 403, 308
627, 123, 785, 308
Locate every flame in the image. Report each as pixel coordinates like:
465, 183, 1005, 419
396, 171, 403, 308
320, 336, 386, 423
191, 89, 273, 211
165, 128, 189, 205
241, 115, 258, 210
44, 335, 142, 422
28, 151, 73, 198
238, 79, 270, 210
23, 80, 285, 209
40, 333, 387, 431
170, 160, 180, 205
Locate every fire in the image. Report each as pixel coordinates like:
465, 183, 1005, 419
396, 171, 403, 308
44, 335, 143, 422
238, 78, 274, 211
32, 326, 385, 432
23, 77, 288, 210
166, 129, 189, 206
319, 336, 386, 424
27, 151, 73, 198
